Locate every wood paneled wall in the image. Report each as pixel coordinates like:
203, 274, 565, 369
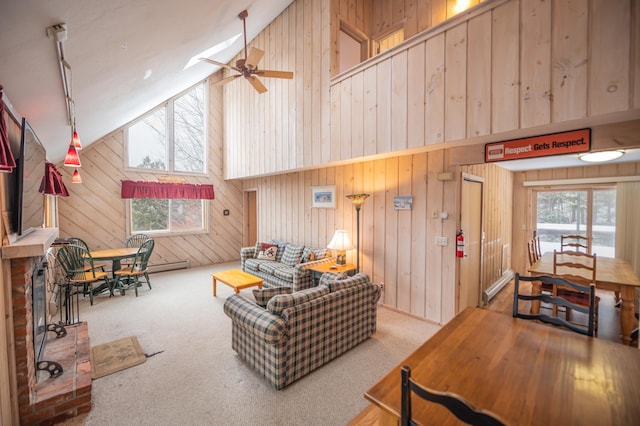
511, 161, 640, 278
242, 151, 513, 324
56, 79, 244, 268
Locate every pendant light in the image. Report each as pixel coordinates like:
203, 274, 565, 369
71, 168, 82, 183
72, 119, 82, 149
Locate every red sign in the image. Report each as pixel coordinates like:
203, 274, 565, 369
485, 129, 591, 163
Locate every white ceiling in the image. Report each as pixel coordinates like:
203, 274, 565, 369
0, 0, 293, 163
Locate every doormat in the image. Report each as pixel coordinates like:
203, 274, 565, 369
90, 336, 146, 379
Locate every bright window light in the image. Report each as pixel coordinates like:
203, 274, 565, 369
184, 33, 242, 70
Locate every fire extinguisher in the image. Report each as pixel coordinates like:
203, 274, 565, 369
456, 230, 465, 258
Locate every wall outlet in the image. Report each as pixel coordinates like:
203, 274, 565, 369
435, 236, 448, 246
379, 283, 384, 291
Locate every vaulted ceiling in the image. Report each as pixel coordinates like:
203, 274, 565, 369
0, 0, 293, 163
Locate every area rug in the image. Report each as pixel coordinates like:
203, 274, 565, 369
90, 336, 146, 379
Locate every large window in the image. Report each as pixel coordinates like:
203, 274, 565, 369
130, 198, 206, 235
126, 83, 206, 173
536, 188, 616, 257
125, 82, 208, 235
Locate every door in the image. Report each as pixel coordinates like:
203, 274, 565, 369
459, 174, 484, 311
243, 190, 257, 247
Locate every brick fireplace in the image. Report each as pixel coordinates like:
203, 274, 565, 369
7, 230, 92, 425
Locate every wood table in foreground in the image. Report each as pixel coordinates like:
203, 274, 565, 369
211, 269, 262, 297
528, 252, 640, 345
365, 308, 640, 425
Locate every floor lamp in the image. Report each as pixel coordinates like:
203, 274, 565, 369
346, 193, 370, 272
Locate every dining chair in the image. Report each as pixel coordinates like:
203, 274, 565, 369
553, 249, 600, 334
400, 365, 505, 426
513, 272, 597, 336
55, 244, 111, 306
560, 234, 591, 254
126, 233, 152, 248
113, 238, 155, 297
69, 237, 108, 273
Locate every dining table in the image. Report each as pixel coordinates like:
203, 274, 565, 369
364, 307, 640, 425
89, 247, 139, 293
528, 251, 640, 345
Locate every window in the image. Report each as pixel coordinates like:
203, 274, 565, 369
129, 199, 207, 235
535, 188, 616, 257
126, 83, 206, 173
373, 27, 404, 55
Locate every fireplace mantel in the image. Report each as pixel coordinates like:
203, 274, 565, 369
2, 227, 58, 259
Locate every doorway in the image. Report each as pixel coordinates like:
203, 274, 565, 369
243, 190, 257, 247
459, 174, 484, 311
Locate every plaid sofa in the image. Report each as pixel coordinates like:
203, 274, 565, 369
240, 240, 334, 292
223, 273, 381, 389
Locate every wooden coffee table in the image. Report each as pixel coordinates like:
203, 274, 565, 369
211, 269, 263, 297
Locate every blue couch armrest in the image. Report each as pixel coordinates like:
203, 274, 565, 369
240, 246, 256, 270
223, 294, 287, 344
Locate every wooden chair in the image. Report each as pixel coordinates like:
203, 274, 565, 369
69, 237, 108, 273
126, 233, 152, 248
513, 272, 597, 336
113, 238, 154, 297
55, 244, 111, 306
401, 365, 505, 426
560, 234, 591, 254
553, 249, 600, 334
527, 239, 538, 266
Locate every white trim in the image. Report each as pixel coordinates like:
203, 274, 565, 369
523, 176, 640, 187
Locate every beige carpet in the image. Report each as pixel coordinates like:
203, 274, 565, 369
90, 336, 146, 379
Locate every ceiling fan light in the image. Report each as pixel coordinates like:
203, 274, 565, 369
578, 150, 624, 163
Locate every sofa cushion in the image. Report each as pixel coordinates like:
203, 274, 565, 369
252, 286, 293, 308
272, 265, 295, 282
327, 273, 370, 292
301, 247, 329, 263
258, 261, 280, 275
281, 244, 304, 266
267, 285, 330, 315
257, 244, 278, 260
244, 258, 261, 273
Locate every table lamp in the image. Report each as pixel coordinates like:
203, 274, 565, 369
327, 230, 353, 265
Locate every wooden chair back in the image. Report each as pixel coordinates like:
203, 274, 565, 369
400, 365, 505, 426
553, 249, 597, 285
560, 234, 591, 254
512, 273, 597, 336
126, 233, 152, 248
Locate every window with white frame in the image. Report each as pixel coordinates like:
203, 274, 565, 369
125, 82, 208, 235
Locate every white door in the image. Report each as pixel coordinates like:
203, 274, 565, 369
459, 174, 484, 311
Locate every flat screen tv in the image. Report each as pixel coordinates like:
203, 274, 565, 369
14, 118, 46, 237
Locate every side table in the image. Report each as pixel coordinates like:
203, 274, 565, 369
307, 263, 356, 285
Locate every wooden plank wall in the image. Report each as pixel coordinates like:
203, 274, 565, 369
511, 161, 640, 278
242, 151, 513, 324
55, 78, 245, 268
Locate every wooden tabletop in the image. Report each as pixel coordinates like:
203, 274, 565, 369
89, 247, 139, 260
529, 252, 640, 288
305, 262, 356, 274
365, 308, 640, 425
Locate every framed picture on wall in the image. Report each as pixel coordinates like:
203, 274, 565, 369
311, 186, 336, 208
394, 196, 413, 210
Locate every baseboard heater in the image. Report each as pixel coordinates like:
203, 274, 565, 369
147, 260, 190, 274
483, 269, 514, 304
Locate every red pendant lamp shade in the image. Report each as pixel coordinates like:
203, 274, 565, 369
72, 128, 82, 149
64, 142, 81, 167
72, 168, 82, 183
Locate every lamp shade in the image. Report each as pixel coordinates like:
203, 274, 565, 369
64, 142, 81, 167
72, 128, 82, 149
346, 193, 370, 209
327, 230, 353, 251
71, 168, 82, 183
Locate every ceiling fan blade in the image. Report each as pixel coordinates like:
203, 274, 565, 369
212, 74, 242, 87
199, 57, 239, 72
245, 47, 264, 70
247, 76, 267, 94
255, 70, 294, 79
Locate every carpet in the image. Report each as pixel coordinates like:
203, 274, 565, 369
90, 336, 146, 379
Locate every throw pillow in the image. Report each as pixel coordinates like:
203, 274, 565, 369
267, 285, 330, 315
252, 286, 292, 308
281, 244, 305, 266
257, 244, 278, 261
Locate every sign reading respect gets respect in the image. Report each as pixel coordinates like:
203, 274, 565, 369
484, 128, 591, 163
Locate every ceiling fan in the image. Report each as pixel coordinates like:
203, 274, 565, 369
200, 9, 294, 94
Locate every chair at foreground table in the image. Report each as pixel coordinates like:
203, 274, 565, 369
113, 238, 154, 297
400, 365, 505, 426
513, 273, 597, 337
55, 244, 111, 306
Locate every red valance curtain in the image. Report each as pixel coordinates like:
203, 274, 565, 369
121, 180, 215, 200
39, 162, 69, 197
0, 87, 17, 173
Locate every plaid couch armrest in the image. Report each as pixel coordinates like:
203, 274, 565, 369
240, 246, 256, 269
292, 257, 335, 291
223, 295, 287, 344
